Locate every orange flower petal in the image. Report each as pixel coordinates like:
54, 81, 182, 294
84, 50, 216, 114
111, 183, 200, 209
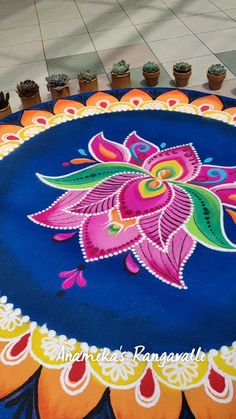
110, 382, 182, 419
224, 107, 236, 119
0, 124, 21, 143
156, 90, 189, 106
191, 95, 223, 111
86, 92, 118, 108
38, 368, 106, 419
185, 382, 236, 419
121, 89, 151, 105
53, 99, 84, 115
0, 341, 39, 398
21, 110, 53, 127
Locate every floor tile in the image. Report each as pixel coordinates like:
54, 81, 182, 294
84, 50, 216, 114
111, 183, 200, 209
162, 55, 234, 87
210, 0, 236, 10
185, 78, 236, 98
125, 5, 176, 24
35, 0, 75, 10
90, 26, 144, 50
37, 5, 81, 24
0, 25, 41, 47
181, 11, 236, 34
83, 12, 132, 31
47, 51, 105, 78
43, 34, 95, 59
0, 61, 48, 91
76, 0, 122, 16
0, 2, 35, 13
98, 44, 158, 71
40, 18, 87, 40
198, 28, 236, 53
118, 0, 163, 10
168, 0, 218, 17
137, 19, 191, 42
0, 10, 38, 29
148, 35, 211, 62
216, 50, 236, 76
223, 8, 236, 20
0, 41, 44, 67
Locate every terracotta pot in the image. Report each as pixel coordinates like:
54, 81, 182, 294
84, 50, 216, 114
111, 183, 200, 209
207, 71, 226, 90
20, 92, 42, 108
143, 70, 160, 87
111, 72, 131, 89
78, 77, 98, 93
0, 104, 12, 119
50, 86, 70, 100
173, 70, 192, 87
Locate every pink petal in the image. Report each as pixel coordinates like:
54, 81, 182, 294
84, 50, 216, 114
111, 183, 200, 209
88, 132, 130, 162
139, 185, 193, 250
53, 231, 77, 241
29, 191, 87, 229
61, 271, 78, 289
193, 165, 236, 189
132, 229, 196, 288
80, 213, 142, 261
125, 252, 140, 274
68, 173, 140, 215
118, 177, 173, 219
59, 268, 77, 278
123, 131, 160, 166
211, 184, 236, 208
76, 270, 87, 287
143, 144, 201, 182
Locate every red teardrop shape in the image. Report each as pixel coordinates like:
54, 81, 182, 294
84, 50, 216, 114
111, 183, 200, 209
233, 116, 236, 121
36, 118, 47, 125
208, 368, 225, 393
139, 368, 155, 399
6, 135, 19, 141
10, 333, 30, 357
168, 99, 177, 107
67, 108, 75, 114
99, 101, 108, 109
133, 99, 140, 106
200, 105, 210, 112
68, 357, 86, 383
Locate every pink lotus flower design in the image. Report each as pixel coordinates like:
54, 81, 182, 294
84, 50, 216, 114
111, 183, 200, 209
29, 132, 236, 289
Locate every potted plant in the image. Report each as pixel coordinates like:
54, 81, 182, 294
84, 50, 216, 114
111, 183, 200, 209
207, 64, 226, 90
0, 92, 11, 119
16, 80, 41, 108
111, 60, 131, 89
173, 62, 192, 87
46, 74, 70, 99
78, 70, 98, 93
143, 62, 160, 87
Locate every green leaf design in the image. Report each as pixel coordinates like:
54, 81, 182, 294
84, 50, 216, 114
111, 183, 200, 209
177, 182, 236, 251
37, 162, 149, 190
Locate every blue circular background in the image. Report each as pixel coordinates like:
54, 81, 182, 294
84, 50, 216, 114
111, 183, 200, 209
1, 106, 236, 354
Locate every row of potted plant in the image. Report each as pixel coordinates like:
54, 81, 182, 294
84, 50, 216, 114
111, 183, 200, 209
0, 61, 227, 118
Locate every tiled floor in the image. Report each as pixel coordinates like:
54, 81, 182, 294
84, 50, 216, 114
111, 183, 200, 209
1, 0, 236, 112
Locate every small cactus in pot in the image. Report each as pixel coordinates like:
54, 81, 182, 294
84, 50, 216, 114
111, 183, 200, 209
111, 60, 131, 89
0, 92, 11, 119
143, 62, 160, 87
78, 70, 98, 93
173, 62, 192, 87
207, 64, 226, 90
46, 74, 70, 99
16, 80, 41, 108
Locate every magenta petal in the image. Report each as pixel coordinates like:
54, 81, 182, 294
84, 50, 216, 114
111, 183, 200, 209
211, 184, 236, 208
59, 269, 77, 278
80, 213, 142, 261
76, 271, 87, 287
53, 231, 77, 241
123, 131, 160, 166
193, 165, 236, 189
133, 229, 196, 288
143, 144, 201, 182
125, 253, 140, 274
29, 191, 86, 229
88, 132, 130, 162
61, 272, 78, 289
68, 173, 139, 215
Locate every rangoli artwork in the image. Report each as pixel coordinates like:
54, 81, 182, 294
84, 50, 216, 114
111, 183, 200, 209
1, 88, 236, 418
